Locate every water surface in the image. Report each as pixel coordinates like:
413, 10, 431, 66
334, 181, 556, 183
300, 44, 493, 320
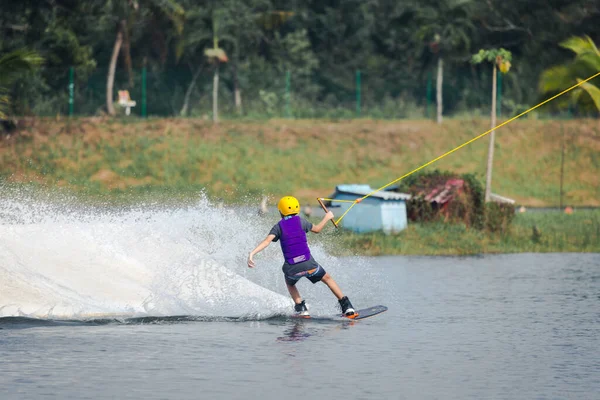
2, 253, 599, 400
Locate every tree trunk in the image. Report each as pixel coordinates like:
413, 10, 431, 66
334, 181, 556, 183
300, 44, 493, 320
107, 23, 124, 116
212, 63, 219, 123
436, 56, 443, 124
235, 86, 241, 113
180, 64, 203, 116
233, 60, 242, 114
233, 36, 242, 114
485, 65, 498, 202
120, 20, 134, 87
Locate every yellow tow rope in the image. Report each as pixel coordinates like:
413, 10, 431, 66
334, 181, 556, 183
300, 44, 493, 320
319, 71, 600, 226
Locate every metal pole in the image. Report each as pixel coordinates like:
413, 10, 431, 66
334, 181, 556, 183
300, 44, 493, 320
68, 67, 74, 117
356, 70, 361, 118
560, 124, 565, 208
285, 70, 291, 118
142, 66, 147, 118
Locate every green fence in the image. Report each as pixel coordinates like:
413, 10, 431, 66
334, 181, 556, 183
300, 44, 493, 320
9, 65, 584, 120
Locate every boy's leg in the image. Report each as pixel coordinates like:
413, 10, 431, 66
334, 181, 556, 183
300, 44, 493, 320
286, 283, 303, 304
320, 272, 356, 316
286, 280, 309, 316
320, 273, 344, 300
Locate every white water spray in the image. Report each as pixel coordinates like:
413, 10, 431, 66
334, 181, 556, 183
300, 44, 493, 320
1, 187, 381, 320
0, 187, 296, 319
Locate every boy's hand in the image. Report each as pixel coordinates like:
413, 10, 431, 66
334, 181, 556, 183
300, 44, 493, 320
247, 235, 274, 268
325, 211, 334, 221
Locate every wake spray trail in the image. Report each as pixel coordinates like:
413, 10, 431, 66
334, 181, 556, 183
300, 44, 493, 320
0, 187, 295, 319
1, 187, 386, 320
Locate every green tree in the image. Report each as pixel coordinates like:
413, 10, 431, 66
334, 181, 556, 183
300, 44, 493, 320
180, 1, 240, 120
413, 0, 477, 124
227, 1, 281, 114
472, 48, 512, 202
178, 2, 212, 116
99, 0, 184, 116
539, 36, 600, 112
0, 0, 96, 115
181, 1, 298, 118
471, 0, 600, 108
2, 0, 600, 119
292, 0, 378, 109
205, 11, 229, 123
0, 49, 43, 119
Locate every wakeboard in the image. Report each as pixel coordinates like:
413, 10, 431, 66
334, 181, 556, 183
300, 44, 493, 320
344, 305, 388, 320
291, 305, 388, 320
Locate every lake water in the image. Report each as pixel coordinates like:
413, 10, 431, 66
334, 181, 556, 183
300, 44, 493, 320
1, 195, 599, 399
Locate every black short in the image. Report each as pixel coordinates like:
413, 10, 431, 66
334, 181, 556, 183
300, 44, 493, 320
284, 262, 326, 286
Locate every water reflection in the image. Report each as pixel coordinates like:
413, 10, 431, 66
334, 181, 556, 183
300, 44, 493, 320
276, 318, 356, 342
277, 320, 312, 342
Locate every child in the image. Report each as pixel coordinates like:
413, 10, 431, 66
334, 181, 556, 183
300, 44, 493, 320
248, 196, 356, 317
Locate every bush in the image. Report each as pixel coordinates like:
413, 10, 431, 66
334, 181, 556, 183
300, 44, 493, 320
485, 202, 515, 233
398, 169, 513, 232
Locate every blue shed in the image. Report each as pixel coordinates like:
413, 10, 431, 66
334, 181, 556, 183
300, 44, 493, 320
328, 184, 411, 234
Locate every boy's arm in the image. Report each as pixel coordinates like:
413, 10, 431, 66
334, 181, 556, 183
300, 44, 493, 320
248, 234, 276, 268
311, 211, 334, 233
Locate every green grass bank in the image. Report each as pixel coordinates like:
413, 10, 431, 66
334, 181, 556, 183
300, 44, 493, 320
330, 210, 600, 256
1, 118, 599, 256
1, 118, 599, 207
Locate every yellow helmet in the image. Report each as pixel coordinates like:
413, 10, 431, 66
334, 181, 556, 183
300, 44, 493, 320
278, 196, 300, 216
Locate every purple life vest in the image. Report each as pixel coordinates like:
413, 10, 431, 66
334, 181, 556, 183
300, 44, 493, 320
279, 216, 311, 264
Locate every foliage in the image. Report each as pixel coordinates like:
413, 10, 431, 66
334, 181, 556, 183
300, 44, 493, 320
204, 48, 228, 62
413, 0, 477, 57
539, 36, 600, 112
0, 0, 599, 117
398, 170, 488, 229
334, 210, 600, 256
471, 48, 512, 70
0, 49, 43, 119
398, 169, 516, 233
484, 202, 515, 233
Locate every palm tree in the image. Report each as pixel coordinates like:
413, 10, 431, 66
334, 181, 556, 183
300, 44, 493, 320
180, 2, 291, 118
181, 4, 229, 122
103, 0, 184, 116
204, 14, 229, 123
472, 48, 512, 202
0, 50, 44, 119
539, 36, 600, 112
414, 0, 477, 124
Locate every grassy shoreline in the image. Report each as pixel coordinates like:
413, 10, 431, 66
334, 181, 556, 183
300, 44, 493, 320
1, 118, 599, 207
2, 182, 598, 256
329, 210, 600, 256
1, 118, 599, 255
